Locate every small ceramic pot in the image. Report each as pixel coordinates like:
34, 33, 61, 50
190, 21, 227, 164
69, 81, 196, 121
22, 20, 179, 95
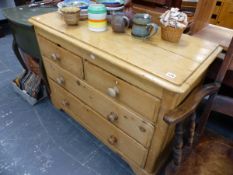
88, 4, 107, 32
60, 7, 80, 25
131, 13, 158, 38
111, 13, 129, 33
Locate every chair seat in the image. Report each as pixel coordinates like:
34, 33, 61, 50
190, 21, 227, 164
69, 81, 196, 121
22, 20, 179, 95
176, 131, 233, 175
193, 24, 233, 51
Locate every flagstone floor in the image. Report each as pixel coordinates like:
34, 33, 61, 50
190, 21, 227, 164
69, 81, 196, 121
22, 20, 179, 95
0, 34, 134, 175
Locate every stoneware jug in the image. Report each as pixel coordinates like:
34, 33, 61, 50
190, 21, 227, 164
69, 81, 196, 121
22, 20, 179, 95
111, 13, 130, 33
131, 13, 158, 38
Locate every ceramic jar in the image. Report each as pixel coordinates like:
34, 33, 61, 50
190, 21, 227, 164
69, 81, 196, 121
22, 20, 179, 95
131, 13, 158, 38
111, 13, 129, 33
88, 4, 107, 32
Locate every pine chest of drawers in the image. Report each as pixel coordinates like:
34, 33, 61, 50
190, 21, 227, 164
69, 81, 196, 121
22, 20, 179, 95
29, 12, 222, 175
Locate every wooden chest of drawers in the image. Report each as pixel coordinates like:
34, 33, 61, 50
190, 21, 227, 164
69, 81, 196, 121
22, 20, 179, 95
29, 12, 222, 175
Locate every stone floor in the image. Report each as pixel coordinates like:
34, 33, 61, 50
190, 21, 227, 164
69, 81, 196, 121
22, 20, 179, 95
0, 34, 135, 175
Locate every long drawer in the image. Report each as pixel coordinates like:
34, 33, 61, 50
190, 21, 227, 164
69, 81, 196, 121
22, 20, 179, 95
84, 61, 160, 122
49, 79, 148, 167
43, 58, 154, 148
37, 35, 84, 79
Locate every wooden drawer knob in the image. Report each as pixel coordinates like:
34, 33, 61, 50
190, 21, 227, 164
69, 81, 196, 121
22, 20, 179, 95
108, 135, 117, 145
107, 112, 118, 123
90, 54, 96, 60
56, 77, 65, 85
107, 86, 119, 98
51, 53, 60, 61
61, 100, 69, 107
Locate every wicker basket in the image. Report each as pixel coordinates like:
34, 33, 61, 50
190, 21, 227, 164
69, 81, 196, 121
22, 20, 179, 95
161, 25, 184, 43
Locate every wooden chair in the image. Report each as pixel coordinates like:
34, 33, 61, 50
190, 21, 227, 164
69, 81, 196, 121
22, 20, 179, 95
163, 37, 233, 175
183, 0, 233, 50
189, 0, 217, 34
189, 0, 233, 119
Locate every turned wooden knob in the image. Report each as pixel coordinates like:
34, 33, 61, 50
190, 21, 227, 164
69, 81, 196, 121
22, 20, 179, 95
61, 100, 69, 107
108, 135, 117, 145
107, 112, 118, 123
51, 53, 60, 61
56, 77, 64, 85
107, 86, 119, 98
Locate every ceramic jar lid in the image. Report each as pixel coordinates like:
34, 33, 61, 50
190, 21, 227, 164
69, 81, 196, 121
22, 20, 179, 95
88, 4, 107, 14
132, 13, 152, 25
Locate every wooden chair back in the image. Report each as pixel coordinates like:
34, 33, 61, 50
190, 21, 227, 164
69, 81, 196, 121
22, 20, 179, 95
163, 37, 233, 174
190, 0, 217, 34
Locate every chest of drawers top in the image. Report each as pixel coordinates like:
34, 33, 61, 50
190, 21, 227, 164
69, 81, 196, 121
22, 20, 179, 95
29, 12, 222, 95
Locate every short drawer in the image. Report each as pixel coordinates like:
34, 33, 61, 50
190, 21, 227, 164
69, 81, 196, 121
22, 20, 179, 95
49, 79, 148, 167
37, 35, 83, 79
43, 58, 154, 148
84, 61, 160, 122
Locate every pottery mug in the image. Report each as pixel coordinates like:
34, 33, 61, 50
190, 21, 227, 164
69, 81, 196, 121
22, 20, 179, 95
131, 13, 158, 38
60, 7, 81, 25
111, 13, 130, 33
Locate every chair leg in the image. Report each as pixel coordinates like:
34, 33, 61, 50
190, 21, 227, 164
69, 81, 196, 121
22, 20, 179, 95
165, 122, 184, 175
188, 113, 196, 147
196, 94, 216, 139
182, 113, 197, 157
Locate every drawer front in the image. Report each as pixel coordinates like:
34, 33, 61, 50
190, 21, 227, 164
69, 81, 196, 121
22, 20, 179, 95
37, 35, 83, 79
84, 61, 160, 122
43, 58, 154, 148
49, 79, 148, 166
